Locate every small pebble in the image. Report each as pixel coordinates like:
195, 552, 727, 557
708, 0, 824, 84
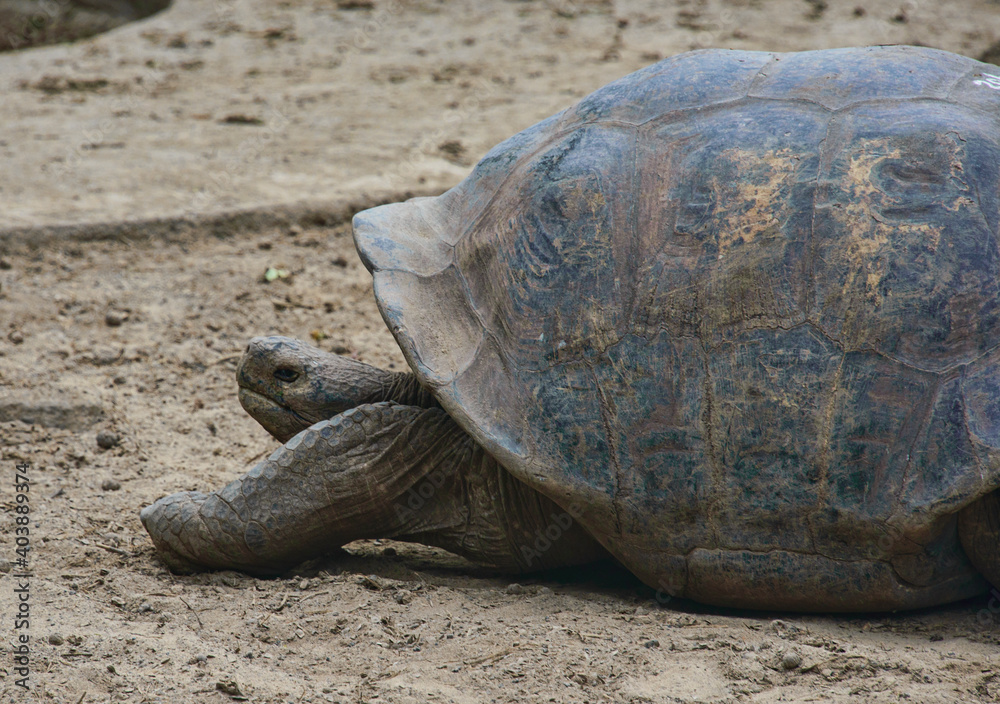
139, 602, 152, 612
382, 546, 397, 557
394, 590, 412, 605
104, 310, 128, 327
96, 430, 120, 449
0, 258, 11, 270
538, 586, 553, 596
216, 680, 243, 696
48, 634, 65, 646
101, 479, 121, 491
298, 579, 311, 590
781, 650, 803, 670
505, 583, 525, 595
644, 639, 660, 648
8, 330, 23, 344
107, 664, 116, 674
91, 348, 121, 366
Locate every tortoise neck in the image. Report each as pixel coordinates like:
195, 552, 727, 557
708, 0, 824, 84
384, 371, 439, 410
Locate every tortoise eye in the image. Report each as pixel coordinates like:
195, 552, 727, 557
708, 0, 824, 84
273, 367, 299, 383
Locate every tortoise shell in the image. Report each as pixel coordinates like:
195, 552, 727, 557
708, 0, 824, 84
354, 46, 1000, 611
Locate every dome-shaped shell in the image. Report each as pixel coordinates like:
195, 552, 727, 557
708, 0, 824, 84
355, 46, 1000, 611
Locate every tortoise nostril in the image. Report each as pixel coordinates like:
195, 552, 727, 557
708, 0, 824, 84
273, 367, 299, 383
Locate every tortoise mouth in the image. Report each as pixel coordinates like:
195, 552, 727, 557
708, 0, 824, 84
238, 387, 317, 442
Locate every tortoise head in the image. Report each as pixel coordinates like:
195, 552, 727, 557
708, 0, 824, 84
237, 336, 391, 442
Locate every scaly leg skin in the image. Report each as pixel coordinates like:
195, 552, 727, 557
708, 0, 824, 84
140, 402, 607, 575
959, 489, 1000, 589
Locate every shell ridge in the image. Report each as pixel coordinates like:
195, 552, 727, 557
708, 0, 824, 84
745, 52, 780, 97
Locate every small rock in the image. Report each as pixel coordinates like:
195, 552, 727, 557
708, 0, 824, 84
216, 679, 243, 696
8, 330, 23, 344
394, 590, 412, 605
101, 479, 121, 491
104, 310, 128, 327
382, 546, 397, 557
644, 639, 660, 648
0, 258, 11, 269
781, 650, 803, 670
538, 586, 553, 596
331, 255, 349, 268
139, 602, 152, 612
505, 583, 525, 595
48, 634, 65, 645
107, 664, 116, 674
298, 579, 311, 590
90, 348, 122, 366
96, 430, 120, 449
188, 654, 208, 664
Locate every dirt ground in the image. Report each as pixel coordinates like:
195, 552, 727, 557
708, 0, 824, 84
4, 1, 1000, 703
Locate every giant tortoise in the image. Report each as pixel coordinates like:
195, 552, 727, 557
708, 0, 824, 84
142, 45, 1000, 612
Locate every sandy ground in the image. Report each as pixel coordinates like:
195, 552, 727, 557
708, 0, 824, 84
3, 1, 1000, 702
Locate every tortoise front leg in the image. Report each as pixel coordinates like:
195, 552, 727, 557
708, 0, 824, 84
140, 403, 607, 575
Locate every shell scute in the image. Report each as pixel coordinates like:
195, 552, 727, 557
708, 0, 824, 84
562, 49, 772, 126
747, 45, 972, 110
811, 101, 1000, 369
